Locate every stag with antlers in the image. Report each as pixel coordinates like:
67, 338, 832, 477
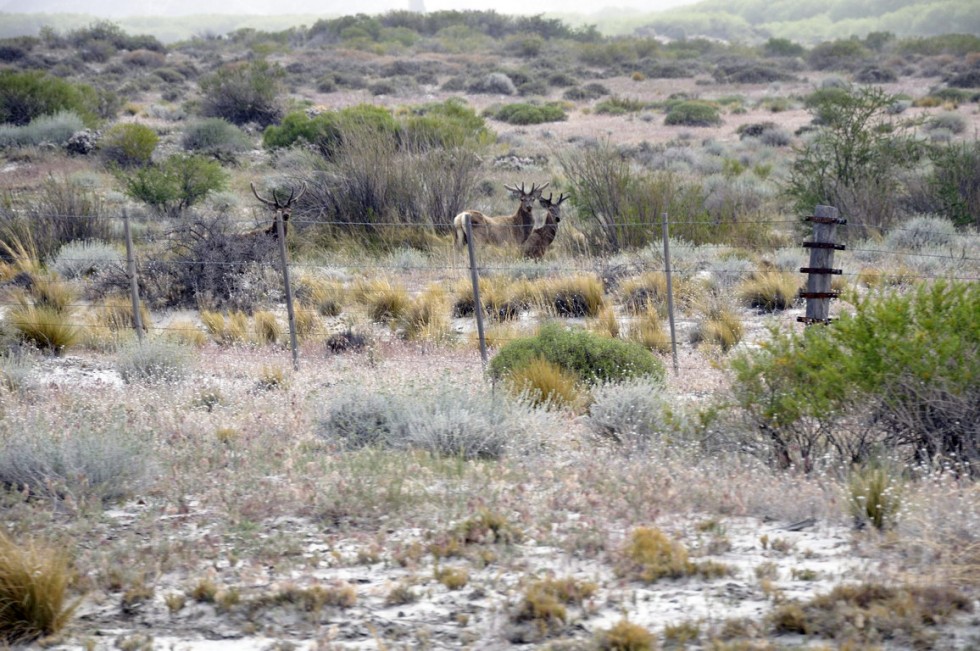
453, 182, 549, 249
248, 182, 306, 240
523, 192, 568, 259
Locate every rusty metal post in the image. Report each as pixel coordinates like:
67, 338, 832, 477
123, 211, 144, 343
464, 214, 488, 369
799, 204, 846, 325
275, 209, 299, 371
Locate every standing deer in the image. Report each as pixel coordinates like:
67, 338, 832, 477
249, 182, 306, 239
453, 182, 549, 249
523, 192, 567, 259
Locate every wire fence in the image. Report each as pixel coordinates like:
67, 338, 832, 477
2, 209, 978, 372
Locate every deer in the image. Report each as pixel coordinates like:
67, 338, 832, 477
249, 182, 306, 239
453, 182, 549, 249
523, 192, 567, 259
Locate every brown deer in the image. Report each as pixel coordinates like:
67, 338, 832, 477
249, 182, 306, 239
453, 182, 549, 249
523, 192, 567, 259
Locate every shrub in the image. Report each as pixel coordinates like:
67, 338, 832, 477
730, 281, 980, 472
490, 323, 665, 386
808, 39, 869, 71
198, 60, 284, 126
883, 215, 957, 250
595, 96, 647, 115
925, 110, 967, 135
468, 72, 516, 95
0, 70, 99, 127
400, 97, 493, 149
315, 380, 552, 460
100, 122, 158, 167
664, 101, 721, 127
563, 83, 609, 101
0, 414, 150, 504
928, 139, 980, 228
787, 86, 922, 236
584, 379, 669, 448
596, 619, 655, 651
489, 102, 566, 125
0, 532, 78, 645
262, 104, 397, 159
119, 154, 227, 217
116, 339, 191, 383
51, 240, 123, 280
0, 111, 83, 148
181, 118, 250, 160
0, 175, 111, 263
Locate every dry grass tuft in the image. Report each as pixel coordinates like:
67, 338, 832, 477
620, 271, 668, 315
596, 618, 656, 650
0, 531, 78, 645
537, 275, 605, 318
619, 526, 693, 583
591, 305, 621, 338
357, 278, 411, 323
6, 303, 78, 353
628, 306, 671, 354
164, 319, 207, 347
401, 284, 452, 341
506, 356, 583, 409
252, 310, 282, 346
738, 271, 801, 312
691, 301, 744, 352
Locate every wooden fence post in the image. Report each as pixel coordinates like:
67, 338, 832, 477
799, 204, 846, 325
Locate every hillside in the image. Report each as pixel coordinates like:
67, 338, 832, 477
595, 0, 980, 43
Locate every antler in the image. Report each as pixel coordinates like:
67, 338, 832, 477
252, 182, 307, 208
540, 192, 568, 207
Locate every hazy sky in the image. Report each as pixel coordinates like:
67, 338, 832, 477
0, 0, 700, 16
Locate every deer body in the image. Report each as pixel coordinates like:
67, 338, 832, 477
453, 182, 548, 249
523, 192, 567, 259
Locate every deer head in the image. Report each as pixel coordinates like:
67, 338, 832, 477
251, 182, 306, 237
538, 192, 568, 223
504, 181, 550, 213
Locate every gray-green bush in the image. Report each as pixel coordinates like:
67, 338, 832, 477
50, 240, 123, 279
0, 111, 83, 148
584, 379, 670, 449
115, 338, 191, 384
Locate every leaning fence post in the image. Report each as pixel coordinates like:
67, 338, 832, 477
123, 211, 143, 344
799, 204, 846, 325
660, 211, 678, 374
464, 214, 488, 369
275, 209, 299, 371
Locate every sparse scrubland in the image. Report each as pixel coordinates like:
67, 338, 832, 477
0, 10, 978, 650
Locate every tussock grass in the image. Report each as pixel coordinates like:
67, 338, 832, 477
628, 306, 671, 354
6, 303, 78, 353
294, 304, 322, 341
356, 278, 411, 323
690, 301, 744, 352
0, 532, 78, 645
620, 271, 667, 315
848, 464, 903, 530
536, 275, 605, 318
89, 294, 151, 334
506, 356, 583, 410
295, 275, 345, 317
400, 285, 451, 341
737, 271, 800, 312
513, 575, 597, 630
252, 310, 282, 345
164, 319, 207, 347
590, 305, 620, 338
596, 619, 655, 650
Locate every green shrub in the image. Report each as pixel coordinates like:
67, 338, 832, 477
928, 139, 980, 228
925, 111, 967, 135
198, 60, 284, 126
181, 118, 250, 159
730, 280, 980, 472
807, 39, 869, 70
594, 96, 647, 115
0, 111, 83, 148
664, 100, 722, 127
490, 323, 665, 387
115, 339, 191, 384
489, 102, 566, 125
787, 86, 922, 236
262, 104, 397, 159
0, 70, 100, 127
120, 154, 227, 217
0, 532, 78, 645
400, 97, 493, 149
100, 122, 158, 167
